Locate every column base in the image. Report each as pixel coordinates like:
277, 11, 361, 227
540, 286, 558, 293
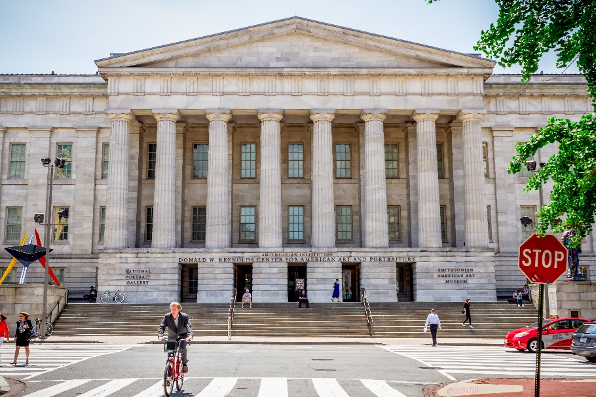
252, 262, 288, 303
360, 262, 398, 302
197, 262, 234, 303
307, 261, 342, 303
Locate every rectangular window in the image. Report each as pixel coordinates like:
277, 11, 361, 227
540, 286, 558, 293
385, 144, 399, 178
53, 206, 69, 241
436, 143, 444, 178
99, 206, 106, 242
440, 205, 447, 242
147, 143, 157, 179
102, 143, 109, 179
487, 205, 493, 242
193, 144, 209, 178
56, 144, 73, 179
9, 144, 26, 179
0, 268, 17, 284
335, 144, 351, 178
336, 206, 353, 241
50, 268, 65, 285
288, 206, 304, 241
241, 144, 256, 178
288, 144, 304, 178
387, 206, 401, 241
518, 141, 534, 178
188, 266, 198, 295
146, 207, 153, 241
520, 205, 536, 241
192, 207, 207, 241
240, 206, 256, 242
482, 142, 489, 178
6, 207, 22, 242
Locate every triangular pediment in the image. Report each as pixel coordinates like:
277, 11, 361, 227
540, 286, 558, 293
96, 17, 495, 70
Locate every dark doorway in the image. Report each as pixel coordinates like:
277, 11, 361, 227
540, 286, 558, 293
235, 264, 253, 302
288, 264, 307, 302
181, 264, 198, 302
396, 263, 414, 301
342, 264, 360, 302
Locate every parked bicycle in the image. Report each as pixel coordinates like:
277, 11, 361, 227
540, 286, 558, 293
162, 338, 185, 396
34, 318, 53, 337
99, 289, 125, 304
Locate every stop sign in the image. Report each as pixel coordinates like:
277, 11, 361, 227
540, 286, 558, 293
518, 234, 568, 283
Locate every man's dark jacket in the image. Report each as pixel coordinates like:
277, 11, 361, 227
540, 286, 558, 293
158, 312, 192, 339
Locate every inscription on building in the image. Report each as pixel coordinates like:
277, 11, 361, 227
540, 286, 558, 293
125, 269, 151, 285
178, 253, 414, 264
437, 268, 475, 284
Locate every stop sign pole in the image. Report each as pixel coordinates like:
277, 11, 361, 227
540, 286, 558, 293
518, 234, 568, 397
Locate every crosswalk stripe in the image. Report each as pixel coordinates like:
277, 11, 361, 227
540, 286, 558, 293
312, 378, 349, 397
24, 379, 91, 397
258, 377, 288, 397
79, 378, 137, 397
133, 380, 164, 397
197, 377, 238, 397
361, 379, 405, 397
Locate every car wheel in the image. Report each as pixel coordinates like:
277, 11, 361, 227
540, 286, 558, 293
527, 339, 543, 352
587, 357, 596, 363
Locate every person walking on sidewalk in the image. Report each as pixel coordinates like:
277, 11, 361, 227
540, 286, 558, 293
12, 312, 32, 366
424, 308, 441, 347
0, 313, 9, 366
462, 299, 473, 328
332, 279, 340, 302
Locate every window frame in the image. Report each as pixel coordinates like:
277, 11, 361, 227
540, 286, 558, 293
9, 143, 26, 179
288, 143, 304, 179
240, 143, 257, 179
387, 205, 401, 241
56, 143, 73, 179
335, 143, 352, 179
147, 143, 157, 179
192, 143, 209, 179
520, 205, 537, 241
239, 206, 257, 243
436, 143, 444, 179
191, 206, 207, 241
384, 143, 399, 178
99, 206, 106, 242
288, 205, 305, 242
487, 205, 493, 243
145, 206, 154, 242
53, 206, 69, 241
482, 142, 489, 178
50, 268, 65, 285
440, 205, 447, 242
102, 143, 109, 179
336, 205, 353, 242
5, 206, 22, 242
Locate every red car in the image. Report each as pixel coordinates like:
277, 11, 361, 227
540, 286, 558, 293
504, 317, 589, 352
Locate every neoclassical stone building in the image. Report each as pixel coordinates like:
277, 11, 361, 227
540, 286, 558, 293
0, 17, 594, 303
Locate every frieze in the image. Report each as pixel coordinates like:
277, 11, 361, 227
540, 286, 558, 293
178, 253, 414, 264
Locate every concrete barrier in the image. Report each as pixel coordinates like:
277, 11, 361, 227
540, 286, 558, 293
0, 284, 68, 327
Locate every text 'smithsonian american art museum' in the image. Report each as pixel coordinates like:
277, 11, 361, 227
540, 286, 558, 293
0, 17, 594, 303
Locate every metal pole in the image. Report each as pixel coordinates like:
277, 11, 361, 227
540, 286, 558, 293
41, 165, 53, 340
535, 283, 544, 397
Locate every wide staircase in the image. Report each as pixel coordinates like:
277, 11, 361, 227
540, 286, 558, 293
52, 301, 536, 338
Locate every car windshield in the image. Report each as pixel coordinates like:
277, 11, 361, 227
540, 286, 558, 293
527, 320, 549, 328
576, 324, 596, 334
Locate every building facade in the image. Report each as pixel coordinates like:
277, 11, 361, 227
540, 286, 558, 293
0, 17, 594, 303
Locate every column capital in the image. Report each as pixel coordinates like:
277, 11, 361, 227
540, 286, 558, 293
310, 111, 335, 123
205, 109, 232, 122
106, 109, 134, 122
360, 110, 387, 122
153, 109, 180, 123
257, 110, 283, 122
412, 110, 439, 122
457, 110, 485, 121
0, 127, 6, 134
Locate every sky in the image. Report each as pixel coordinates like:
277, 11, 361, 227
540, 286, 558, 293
1, 0, 579, 75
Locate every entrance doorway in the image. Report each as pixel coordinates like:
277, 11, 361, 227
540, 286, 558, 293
181, 264, 198, 302
396, 263, 414, 301
235, 264, 253, 302
342, 264, 360, 302
288, 264, 307, 302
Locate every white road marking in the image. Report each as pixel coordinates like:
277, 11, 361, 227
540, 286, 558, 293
79, 378, 137, 397
197, 377, 238, 397
258, 377, 288, 397
361, 379, 405, 397
24, 379, 91, 397
312, 378, 349, 397
133, 380, 164, 397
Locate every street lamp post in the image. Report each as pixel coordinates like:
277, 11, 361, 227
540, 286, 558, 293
40, 157, 65, 340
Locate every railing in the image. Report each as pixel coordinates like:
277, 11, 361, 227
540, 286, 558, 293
48, 288, 68, 325
227, 288, 237, 340
361, 288, 373, 336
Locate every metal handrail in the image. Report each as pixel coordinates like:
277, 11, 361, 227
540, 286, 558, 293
48, 288, 68, 325
361, 288, 373, 336
227, 288, 237, 340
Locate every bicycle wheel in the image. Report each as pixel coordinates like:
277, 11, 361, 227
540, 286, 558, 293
163, 363, 174, 397
175, 357, 184, 391
100, 293, 110, 304
114, 292, 125, 303
46, 323, 53, 336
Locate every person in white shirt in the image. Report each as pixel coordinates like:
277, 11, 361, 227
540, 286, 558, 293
242, 288, 252, 309
424, 309, 442, 346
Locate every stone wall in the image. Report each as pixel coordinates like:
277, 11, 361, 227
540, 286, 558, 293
548, 282, 596, 319
0, 284, 68, 327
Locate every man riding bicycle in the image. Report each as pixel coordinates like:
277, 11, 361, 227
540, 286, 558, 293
158, 302, 193, 373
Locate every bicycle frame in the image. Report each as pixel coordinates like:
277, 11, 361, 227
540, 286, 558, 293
163, 338, 185, 396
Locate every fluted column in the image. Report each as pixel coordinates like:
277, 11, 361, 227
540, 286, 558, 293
361, 110, 389, 248
413, 110, 442, 248
258, 110, 283, 248
105, 111, 133, 249
460, 111, 489, 247
310, 110, 336, 248
205, 110, 232, 249
152, 109, 179, 248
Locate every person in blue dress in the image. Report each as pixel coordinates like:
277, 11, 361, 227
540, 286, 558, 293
332, 279, 340, 302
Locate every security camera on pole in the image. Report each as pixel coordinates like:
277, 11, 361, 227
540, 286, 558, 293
518, 233, 568, 397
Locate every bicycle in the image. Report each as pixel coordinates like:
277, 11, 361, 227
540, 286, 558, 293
34, 318, 53, 336
99, 289, 125, 304
162, 338, 186, 396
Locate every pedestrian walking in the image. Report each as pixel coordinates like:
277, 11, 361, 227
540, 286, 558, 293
12, 312, 32, 366
0, 313, 9, 366
331, 279, 340, 302
424, 308, 441, 346
461, 299, 473, 328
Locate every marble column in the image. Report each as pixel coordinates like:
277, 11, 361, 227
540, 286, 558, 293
413, 110, 442, 248
492, 127, 516, 253
205, 110, 232, 249
152, 109, 179, 249
0, 128, 4, 243
361, 110, 389, 248
258, 110, 283, 248
460, 111, 489, 247
404, 122, 418, 248
105, 112, 133, 249
310, 110, 336, 248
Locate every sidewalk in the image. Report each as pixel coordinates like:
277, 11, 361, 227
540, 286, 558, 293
429, 378, 596, 397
